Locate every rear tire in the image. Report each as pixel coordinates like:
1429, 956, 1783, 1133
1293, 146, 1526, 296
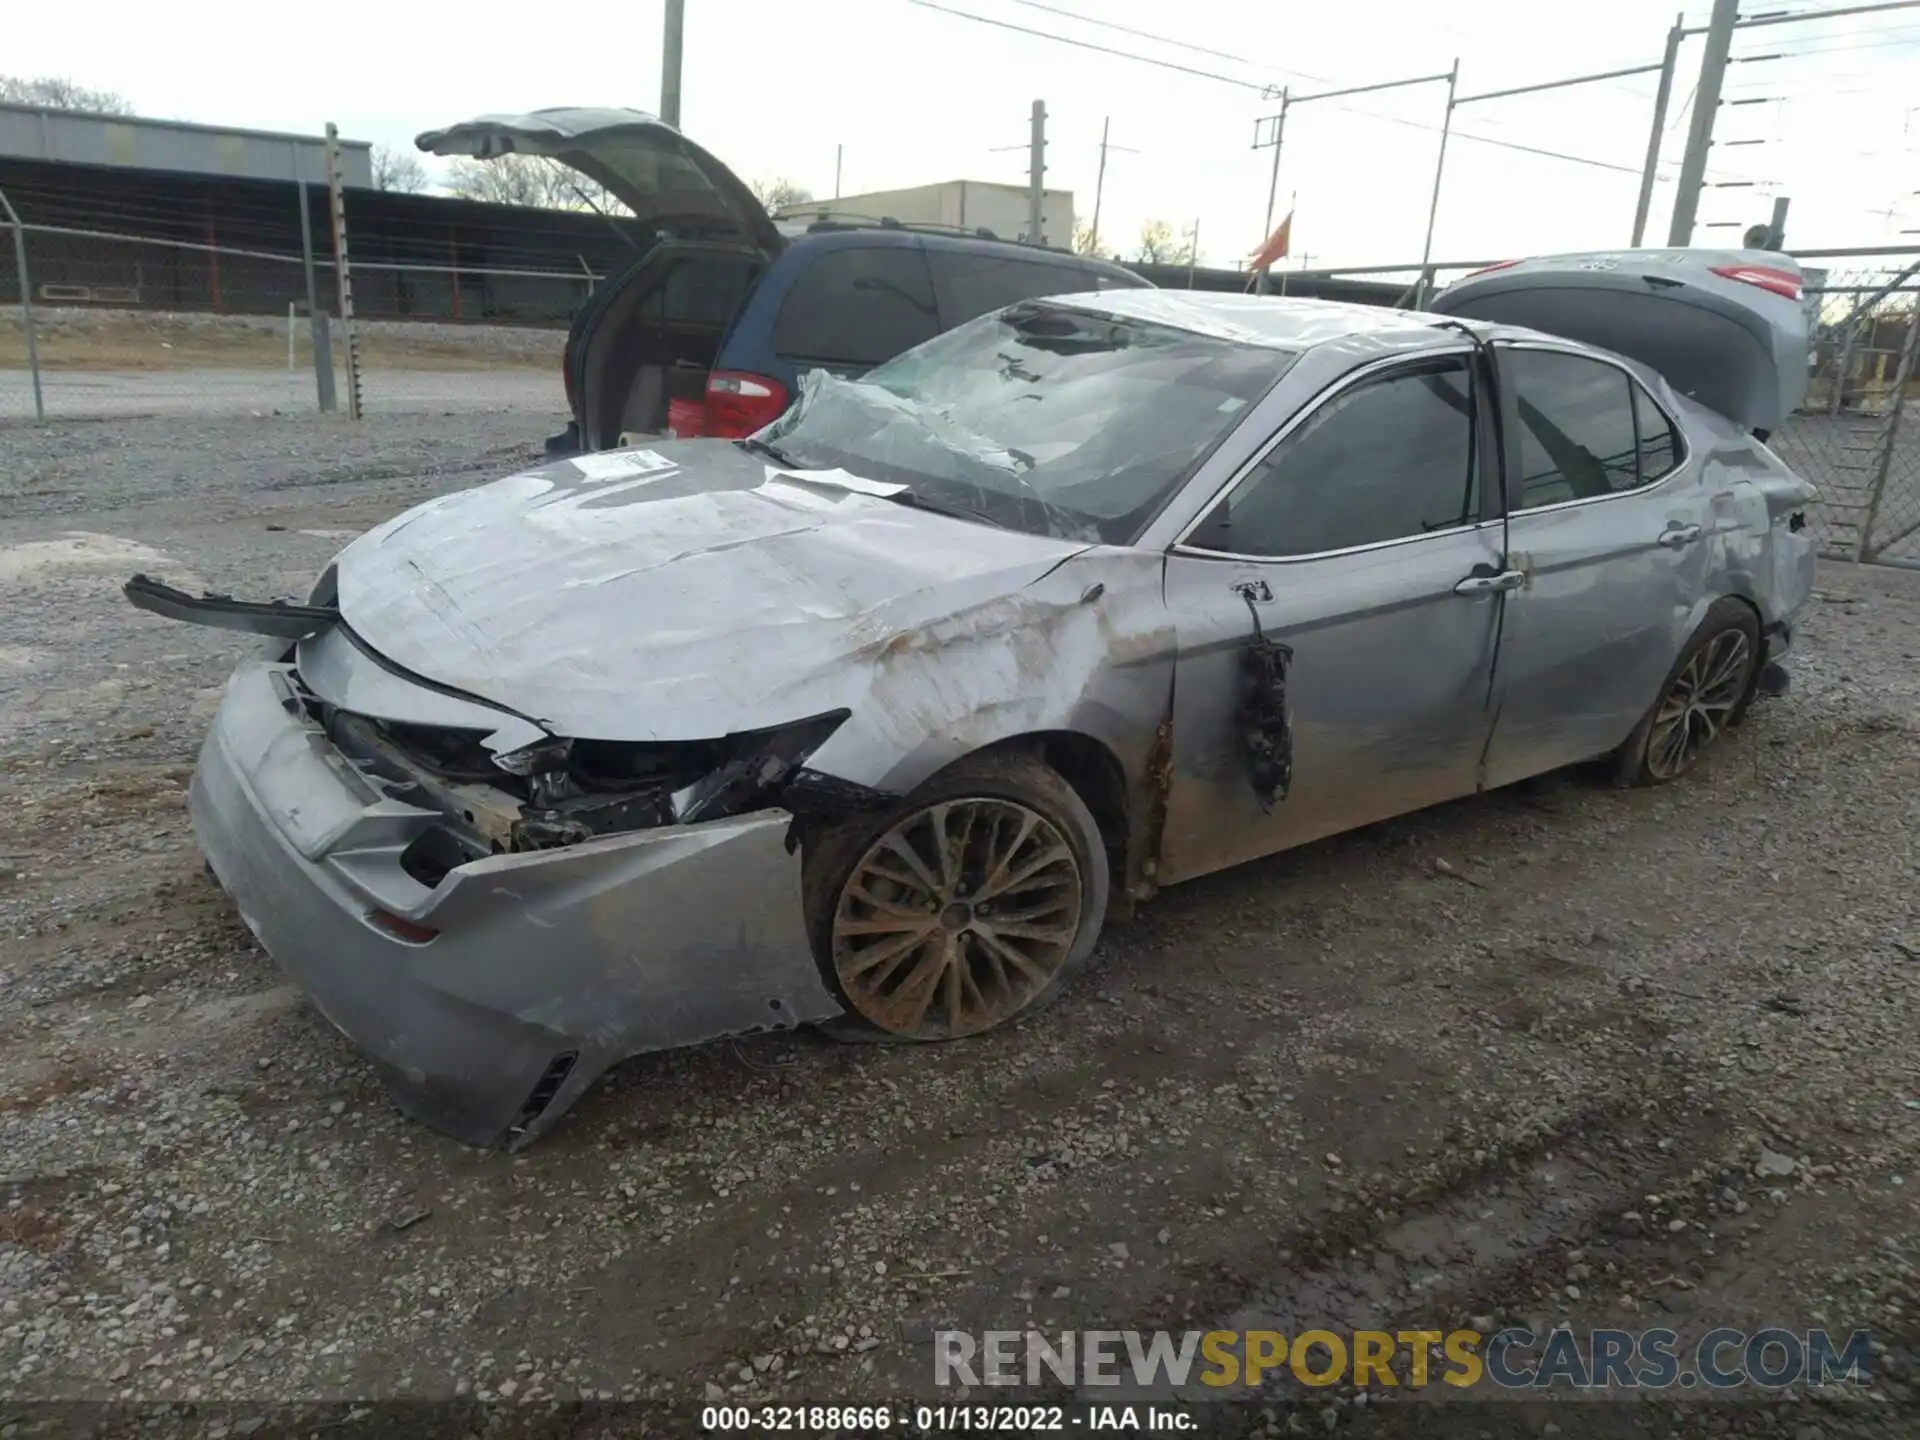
802, 751, 1109, 1044
1610, 598, 1761, 787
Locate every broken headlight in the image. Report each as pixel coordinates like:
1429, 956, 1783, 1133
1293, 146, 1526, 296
492, 711, 849, 850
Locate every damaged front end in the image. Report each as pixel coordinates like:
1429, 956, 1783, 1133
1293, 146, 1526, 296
123, 573, 878, 1148
322, 699, 857, 878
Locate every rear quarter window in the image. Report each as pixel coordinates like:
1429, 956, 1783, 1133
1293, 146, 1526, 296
927, 249, 1124, 327
771, 245, 940, 366
637, 253, 762, 327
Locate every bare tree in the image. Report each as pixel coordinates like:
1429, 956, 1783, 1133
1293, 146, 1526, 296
444, 155, 629, 214
1072, 222, 1113, 259
750, 177, 815, 212
1133, 219, 1181, 265
0, 75, 134, 114
371, 145, 430, 194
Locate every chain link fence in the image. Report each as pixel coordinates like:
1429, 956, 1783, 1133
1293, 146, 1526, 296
1777, 258, 1920, 569
0, 224, 568, 423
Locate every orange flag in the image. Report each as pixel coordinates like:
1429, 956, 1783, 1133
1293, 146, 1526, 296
1249, 212, 1293, 272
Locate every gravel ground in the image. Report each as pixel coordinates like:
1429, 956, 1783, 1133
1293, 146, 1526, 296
1, 412, 1917, 1438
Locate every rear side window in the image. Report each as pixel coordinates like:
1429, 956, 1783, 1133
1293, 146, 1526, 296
928, 250, 1111, 327
1633, 384, 1682, 482
772, 246, 939, 366
1505, 349, 1641, 510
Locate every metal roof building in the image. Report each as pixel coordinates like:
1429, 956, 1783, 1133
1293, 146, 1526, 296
0, 102, 372, 188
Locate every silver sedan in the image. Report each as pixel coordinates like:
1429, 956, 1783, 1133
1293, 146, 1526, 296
127, 252, 1819, 1147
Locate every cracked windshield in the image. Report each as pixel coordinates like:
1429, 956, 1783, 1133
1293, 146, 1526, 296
755, 302, 1297, 542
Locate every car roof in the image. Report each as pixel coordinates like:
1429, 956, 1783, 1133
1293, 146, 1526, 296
783, 224, 1127, 267
1033, 289, 1453, 350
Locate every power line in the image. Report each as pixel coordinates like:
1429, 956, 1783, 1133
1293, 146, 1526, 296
1738, 25, 1920, 58
1003, 0, 1333, 83
905, 0, 1668, 176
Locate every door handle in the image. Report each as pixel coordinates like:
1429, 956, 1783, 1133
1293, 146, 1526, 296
1454, 569, 1525, 595
1657, 523, 1703, 549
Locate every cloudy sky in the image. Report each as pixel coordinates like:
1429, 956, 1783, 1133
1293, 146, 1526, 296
12, 0, 1918, 271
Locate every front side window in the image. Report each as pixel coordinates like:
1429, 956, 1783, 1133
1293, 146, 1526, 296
756, 302, 1296, 543
1506, 349, 1644, 510
1185, 357, 1479, 558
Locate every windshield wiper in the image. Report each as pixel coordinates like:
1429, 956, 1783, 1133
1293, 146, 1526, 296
736, 436, 803, 468
883, 489, 1008, 530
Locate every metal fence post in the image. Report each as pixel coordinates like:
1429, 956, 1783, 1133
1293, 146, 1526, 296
323, 124, 363, 420
0, 189, 45, 422
292, 140, 337, 413
1854, 303, 1920, 564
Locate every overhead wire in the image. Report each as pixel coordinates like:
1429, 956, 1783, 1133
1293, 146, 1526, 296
904, 0, 1672, 177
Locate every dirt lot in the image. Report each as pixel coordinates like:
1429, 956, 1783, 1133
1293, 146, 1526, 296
1, 413, 1917, 1437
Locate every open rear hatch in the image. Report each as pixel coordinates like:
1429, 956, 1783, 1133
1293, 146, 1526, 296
415, 107, 781, 251
418, 108, 782, 454
1428, 248, 1809, 433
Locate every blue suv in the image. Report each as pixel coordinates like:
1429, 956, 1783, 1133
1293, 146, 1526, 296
416, 107, 1153, 454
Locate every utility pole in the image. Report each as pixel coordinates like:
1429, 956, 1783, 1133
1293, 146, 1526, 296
1251, 95, 1288, 294
660, 0, 685, 128
1667, 0, 1740, 246
1088, 118, 1138, 256
1248, 67, 1451, 295
1415, 60, 1460, 308
1632, 14, 1685, 246
1027, 100, 1047, 246
834, 143, 843, 200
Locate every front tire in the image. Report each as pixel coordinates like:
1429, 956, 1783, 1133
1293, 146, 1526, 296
1611, 598, 1761, 787
803, 752, 1110, 1042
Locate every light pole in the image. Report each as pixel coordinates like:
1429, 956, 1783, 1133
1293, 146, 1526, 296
1249, 67, 1455, 295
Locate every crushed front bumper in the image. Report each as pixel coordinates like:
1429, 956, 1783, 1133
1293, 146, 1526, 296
190, 661, 844, 1147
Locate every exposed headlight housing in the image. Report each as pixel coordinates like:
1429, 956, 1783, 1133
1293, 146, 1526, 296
490, 711, 850, 850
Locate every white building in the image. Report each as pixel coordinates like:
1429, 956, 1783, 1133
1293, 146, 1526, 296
778, 180, 1074, 249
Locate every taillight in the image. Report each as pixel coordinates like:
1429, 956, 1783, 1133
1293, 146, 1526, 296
1710, 264, 1801, 302
366, 909, 438, 945
1461, 259, 1521, 281
666, 397, 705, 439
705, 371, 790, 438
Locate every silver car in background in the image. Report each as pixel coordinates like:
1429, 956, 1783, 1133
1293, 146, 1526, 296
126, 249, 1819, 1147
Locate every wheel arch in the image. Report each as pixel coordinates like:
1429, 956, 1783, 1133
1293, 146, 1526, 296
872, 727, 1154, 906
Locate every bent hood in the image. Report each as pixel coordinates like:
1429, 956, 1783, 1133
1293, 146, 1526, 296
335, 443, 1090, 741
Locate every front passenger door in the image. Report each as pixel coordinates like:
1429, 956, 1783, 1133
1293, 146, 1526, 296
1158, 350, 1509, 886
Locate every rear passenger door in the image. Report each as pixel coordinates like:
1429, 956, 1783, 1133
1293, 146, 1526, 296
770, 243, 940, 379
926, 248, 1113, 328
1481, 343, 1710, 788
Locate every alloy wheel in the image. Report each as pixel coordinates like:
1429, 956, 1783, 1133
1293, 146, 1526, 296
830, 798, 1084, 1039
1645, 629, 1753, 780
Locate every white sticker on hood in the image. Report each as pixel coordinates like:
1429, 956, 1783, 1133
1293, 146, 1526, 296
762, 464, 907, 498
571, 450, 678, 483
